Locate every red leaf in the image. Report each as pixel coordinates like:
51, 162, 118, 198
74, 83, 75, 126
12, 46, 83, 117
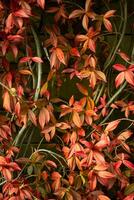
88, 39, 96, 52
103, 19, 113, 32
14, 9, 30, 18
115, 72, 125, 88
113, 64, 126, 71
118, 51, 130, 61
31, 57, 43, 63
123, 160, 134, 170
19, 57, 31, 63
37, 0, 45, 9
70, 48, 80, 57
114, 160, 122, 170
56, 48, 65, 65
105, 120, 120, 132
7, 35, 23, 42
11, 45, 18, 58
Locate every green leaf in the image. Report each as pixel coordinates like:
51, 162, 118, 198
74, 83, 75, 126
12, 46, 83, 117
124, 183, 134, 196
27, 165, 33, 175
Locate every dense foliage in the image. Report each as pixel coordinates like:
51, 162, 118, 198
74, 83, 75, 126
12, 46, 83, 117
0, 0, 134, 199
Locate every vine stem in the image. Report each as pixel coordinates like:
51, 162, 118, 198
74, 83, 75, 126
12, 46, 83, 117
106, 81, 127, 107
31, 26, 42, 101
13, 124, 26, 146
13, 27, 43, 147
104, 0, 127, 71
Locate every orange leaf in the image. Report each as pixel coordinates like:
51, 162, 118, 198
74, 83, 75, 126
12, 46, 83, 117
89, 175, 97, 191
105, 120, 120, 132
90, 72, 96, 88
85, 0, 92, 12
82, 14, 89, 31
94, 163, 108, 171
46, 160, 57, 168
51, 172, 61, 180
96, 70, 107, 82
28, 110, 37, 126
37, 0, 45, 9
125, 70, 134, 86
39, 107, 50, 129
2, 168, 12, 181
40, 82, 48, 96
56, 48, 65, 65
98, 195, 110, 200
117, 130, 132, 141
15, 102, 21, 116
72, 111, 82, 127
3, 91, 11, 112
76, 83, 88, 96
104, 10, 116, 18
19, 69, 32, 75
69, 95, 74, 106
69, 9, 84, 19
97, 171, 115, 178
75, 35, 88, 42
50, 50, 57, 68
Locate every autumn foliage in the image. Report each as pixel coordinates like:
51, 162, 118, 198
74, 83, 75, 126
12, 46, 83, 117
0, 0, 134, 199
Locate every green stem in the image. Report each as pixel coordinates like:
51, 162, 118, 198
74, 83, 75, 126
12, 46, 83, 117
94, 83, 105, 105
106, 81, 127, 107
100, 108, 114, 124
31, 26, 42, 101
0, 81, 15, 95
13, 124, 26, 146
104, 0, 127, 71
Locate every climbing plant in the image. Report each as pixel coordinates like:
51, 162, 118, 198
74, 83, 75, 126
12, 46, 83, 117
0, 0, 134, 199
